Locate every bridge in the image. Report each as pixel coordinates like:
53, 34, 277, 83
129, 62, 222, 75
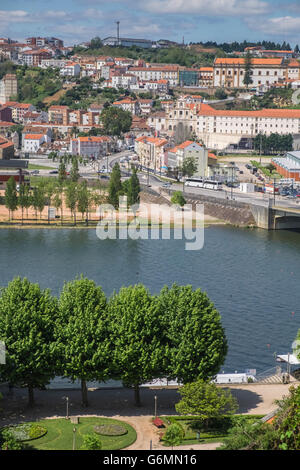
251, 201, 300, 230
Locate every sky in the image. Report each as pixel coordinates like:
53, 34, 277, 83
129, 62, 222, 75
2, 0, 300, 46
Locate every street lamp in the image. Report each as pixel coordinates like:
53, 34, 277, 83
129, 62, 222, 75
72, 427, 77, 451
63, 396, 69, 419
154, 395, 158, 418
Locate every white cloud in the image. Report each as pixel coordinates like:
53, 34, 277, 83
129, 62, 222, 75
247, 15, 300, 35
0, 10, 30, 23
143, 0, 270, 16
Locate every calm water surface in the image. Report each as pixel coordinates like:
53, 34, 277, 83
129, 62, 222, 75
0, 226, 299, 375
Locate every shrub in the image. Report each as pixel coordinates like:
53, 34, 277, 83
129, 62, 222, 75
80, 433, 102, 450
94, 424, 128, 436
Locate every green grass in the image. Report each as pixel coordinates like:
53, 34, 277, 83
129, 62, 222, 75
160, 415, 264, 446
21, 417, 136, 450
28, 164, 56, 170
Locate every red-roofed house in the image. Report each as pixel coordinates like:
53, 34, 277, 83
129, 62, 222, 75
23, 133, 49, 153
167, 140, 208, 177
134, 135, 168, 172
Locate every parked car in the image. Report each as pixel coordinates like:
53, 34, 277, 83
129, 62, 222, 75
162, 182, 171, 188
49, 170, 58, 174
31, 170, 39, 175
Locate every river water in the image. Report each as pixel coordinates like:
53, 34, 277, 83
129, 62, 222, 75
0, 226, 299, 383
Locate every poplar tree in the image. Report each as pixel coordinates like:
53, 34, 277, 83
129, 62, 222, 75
5, 177, 18, 221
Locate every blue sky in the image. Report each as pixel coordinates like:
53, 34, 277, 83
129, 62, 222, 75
2, 0, 300, 46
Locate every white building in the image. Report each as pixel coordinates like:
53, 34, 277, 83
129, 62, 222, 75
23, 133, 49, 153
60, 62, 80, 77
213, 58, 287, 89
128, 66, 179, 87
70, 136, 111, 158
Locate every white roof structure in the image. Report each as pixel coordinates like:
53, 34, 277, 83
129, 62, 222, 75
276, 354, 300, 365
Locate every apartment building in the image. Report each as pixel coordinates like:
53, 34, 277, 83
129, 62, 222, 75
199, 67, 214, 87
128, 66, 179, 86
20, 49, 53, 66
134, 136, 168, 172
0, 74, 18, 104
60, 62, 80, 77
48, 105, 70, 125
70, 136, 111, 158
23, 133, 49, 153
167, 141, 208, 177
5, 102, 35, 122
112, 98, 140, 115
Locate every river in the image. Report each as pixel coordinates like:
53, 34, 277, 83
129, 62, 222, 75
0, 226, 299, 382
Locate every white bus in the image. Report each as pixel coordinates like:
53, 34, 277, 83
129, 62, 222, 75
185, 178, 222, 191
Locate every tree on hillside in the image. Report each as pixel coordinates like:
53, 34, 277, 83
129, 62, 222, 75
101, 107, 132, 136
243, 51, 254, 88
107, 284, 165, 406
0, 277, 57, 407
108, 163, 122, 209
5, 177, 18, 221
157, 284, 227, 383
220, 384, 300, 450
55, 277, 110, 407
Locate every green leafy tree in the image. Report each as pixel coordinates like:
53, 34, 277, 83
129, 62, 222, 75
107, 284, 165, 406
163, 423, 185, 449
0, 428, 23, 450
171, 191, 186, 207
18, 184, 29, 224
70, 157, 80, 183
127, 168, 140, 206
32, 183, 46, 220
77, 181, 89, 222
176, 380, 238, 425
58, 161, 67, 184
108, 163, 122, 209
0, 277, 58, 407
101, 107, 132, 136
180, 156, 198, 178
5, 177, 18, 221
157, 284, 227, 383
55, 277, 110, 407
65, 182, 78, 225
80, 433, 102, 450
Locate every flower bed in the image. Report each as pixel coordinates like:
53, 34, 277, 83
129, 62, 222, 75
6, 423, 47, 442
94, 424, 128, 437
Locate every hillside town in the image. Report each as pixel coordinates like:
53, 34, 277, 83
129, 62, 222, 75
1, 24, 300, 455
1, 35, 300, 185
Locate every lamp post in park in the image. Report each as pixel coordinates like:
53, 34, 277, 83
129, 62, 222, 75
154, 395, 158, 418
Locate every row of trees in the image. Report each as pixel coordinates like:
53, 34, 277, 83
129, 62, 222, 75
253, 133, 294, 155
0, 278, 227, 407
108, 163, 140, 209
4, 177, 106, 225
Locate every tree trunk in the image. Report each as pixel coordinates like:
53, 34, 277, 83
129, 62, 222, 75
134, 384, 141, 407
81, 379, 88, 407
28, 385, 35, 407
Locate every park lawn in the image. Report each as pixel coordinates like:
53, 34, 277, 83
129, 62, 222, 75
23, 417, 137, 450
160, 415, 264, 446
28, 164, 56, 170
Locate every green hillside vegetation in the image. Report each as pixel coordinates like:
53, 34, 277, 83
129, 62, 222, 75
72, 44, 216, 67
2, 62, 63, 108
